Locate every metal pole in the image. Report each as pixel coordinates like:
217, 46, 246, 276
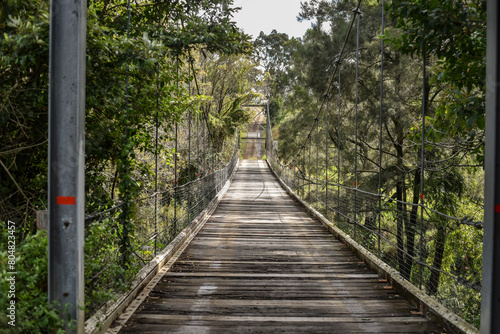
174, 61, 178, 234
419, 52, 426, 290
378, 0, 385, 257
354, 10, 361, 240
292, 160, 297, 193
316, 118, 319, 206
155, 63, 159, 256
266, 104, 272, 157
302, 150, 305, 198
120, 0, 132, 268
481, 1, 500, 332
325, 94, 329, 219
203, 115, 207, 175
338, 61, 342, 223
309, 134, 312, 197
154, 4, 161, 254
197, 113, 199, 177
188, 63, 192, 221
208, 127, 212, 198
48, 0, 87, 331
154, 7, 161, 256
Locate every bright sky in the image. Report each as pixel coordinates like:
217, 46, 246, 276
231, 0, 311, 39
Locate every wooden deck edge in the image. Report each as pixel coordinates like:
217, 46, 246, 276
84, 158, 240, 334
266, 160, 479, 334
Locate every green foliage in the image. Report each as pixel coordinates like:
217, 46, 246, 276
0, 0, 50, 235
196, 53, 262, 152
1, 0, 253, 229
262, 0, 485, 327
84, 218, 133, 313
0, 228, 65, 333
1, 0, 255, 327
386, 0, 485, 90
385, 0, 486, 162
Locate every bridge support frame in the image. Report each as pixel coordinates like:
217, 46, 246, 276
482, 0, 500, 333
48, 0, 87, 332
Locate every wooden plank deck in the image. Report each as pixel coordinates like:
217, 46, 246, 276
117, 160, 445, 333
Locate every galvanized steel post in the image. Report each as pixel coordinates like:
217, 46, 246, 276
481, 1, 500, 332
48, 0, 87, 331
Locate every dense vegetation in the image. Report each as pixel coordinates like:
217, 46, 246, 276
1, 0, 259, 331
256, 0, 485, 328
0, 0, 487, 331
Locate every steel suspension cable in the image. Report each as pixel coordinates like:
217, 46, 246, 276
281, 0, 363, 166
419, 51, 427, 289
325, 94, 329, 219
121, 0, 132, 270
154, 61, 159, 256
354, 9, 361, 240
309, 134, 312, 197
197, 110, 199, 178
174, 60, 179, 234
316, 118, 319, 205
302, 150, 305, 197
378, 0, 385, 256
188, 59, 192, 219
337, 61, 342, 222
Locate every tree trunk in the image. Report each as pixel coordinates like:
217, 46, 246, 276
401, 168, 421, 280
427, 223, 446, 296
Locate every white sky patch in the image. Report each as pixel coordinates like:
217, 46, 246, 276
232, 0, 312, 39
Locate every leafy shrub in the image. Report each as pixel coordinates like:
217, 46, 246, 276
0, 227, 64, 333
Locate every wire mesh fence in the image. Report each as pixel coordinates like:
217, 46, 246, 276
83, 134, 239, 316
262, 0, 484, 328
268, 152, 482, 327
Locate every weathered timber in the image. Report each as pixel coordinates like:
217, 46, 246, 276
268, 160, 478, 334
112, 160, 445, 334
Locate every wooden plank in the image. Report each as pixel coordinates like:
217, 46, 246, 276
119, 323, 438, 334
112, 160, 445, 334
130, 314, 435, 323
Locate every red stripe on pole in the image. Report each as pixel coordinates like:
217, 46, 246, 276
495, 205, 500, 213
57, 196, 76, 205
421, 193, 424, 200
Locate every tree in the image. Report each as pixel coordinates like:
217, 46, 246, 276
0, 0, 253, 233
1, 0, 256, 328
1, 0, 50, 236
195, 53, 262, 152
385, 0, 486, 163
271, 1, 484, 306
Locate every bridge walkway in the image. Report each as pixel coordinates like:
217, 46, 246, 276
116, 160, 444, 333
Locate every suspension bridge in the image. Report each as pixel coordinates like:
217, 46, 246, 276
104, 159, 446, 334
42, 0, 500, 333
78, 107, 474, 334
